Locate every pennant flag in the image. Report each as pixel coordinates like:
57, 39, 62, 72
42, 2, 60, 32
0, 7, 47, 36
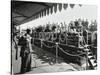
54, 4, 57, 13
63, 4, 68, 10
59, 3, 62, 12
70, 4, 75, 9
51, 6, 53, 14
47, 8, 49, 15
49, 7, 51, 15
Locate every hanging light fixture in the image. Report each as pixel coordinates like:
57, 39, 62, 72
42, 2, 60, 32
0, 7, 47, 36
42, 11, 44, 17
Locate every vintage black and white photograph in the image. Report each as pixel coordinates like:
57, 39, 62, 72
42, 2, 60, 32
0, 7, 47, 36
11, 0, 97, 74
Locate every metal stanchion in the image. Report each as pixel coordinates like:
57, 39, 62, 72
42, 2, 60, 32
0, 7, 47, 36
56, 42, 58, 63
52, 32, 54, 42
87, 30, 88, 45
66, 33, 67, 45
32, 38, 34, 46
84, 48, 89, 70
41, 39, 43, 48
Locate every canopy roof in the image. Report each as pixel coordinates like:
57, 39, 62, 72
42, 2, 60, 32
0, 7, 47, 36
11, 1, 54, 26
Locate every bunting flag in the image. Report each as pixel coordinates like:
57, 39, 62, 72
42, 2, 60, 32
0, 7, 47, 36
49, 7, 51, 15
54, 4, 57, 13
51, 6, 53, 14
47, 8, 49, 15
59, 3, 62, 12
44, 9, 46, 16
63, 4, 68, 10
70, 4, 75, 9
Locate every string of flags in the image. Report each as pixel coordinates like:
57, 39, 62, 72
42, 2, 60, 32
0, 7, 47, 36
33, 3, 82, 20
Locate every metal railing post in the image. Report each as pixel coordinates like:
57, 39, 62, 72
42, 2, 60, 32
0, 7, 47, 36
84, 48, 89, 70
66, 32, 67, 45
33, 37, 34, 45
56, 42, 58, 63
41, 39, 43, 48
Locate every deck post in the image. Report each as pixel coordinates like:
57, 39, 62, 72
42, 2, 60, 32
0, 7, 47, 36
56, 42, 58, 63
41, 39, 43, 48
84, 48, 89, 70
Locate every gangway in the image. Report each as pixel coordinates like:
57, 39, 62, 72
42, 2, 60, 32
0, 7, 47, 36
78, 31, 97, 69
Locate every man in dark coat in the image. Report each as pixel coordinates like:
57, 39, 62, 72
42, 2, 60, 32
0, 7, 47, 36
18, 29, 32, 73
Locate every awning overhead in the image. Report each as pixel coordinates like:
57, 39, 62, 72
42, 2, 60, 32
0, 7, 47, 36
11, 1, 54, 26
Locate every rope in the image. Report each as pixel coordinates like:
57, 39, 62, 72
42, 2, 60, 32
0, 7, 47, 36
42, 42, 56, 48
45, 40, 56, 43
58, 46, 86, 57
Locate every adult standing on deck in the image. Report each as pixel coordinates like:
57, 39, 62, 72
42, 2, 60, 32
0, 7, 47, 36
18, 29, 33, 73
